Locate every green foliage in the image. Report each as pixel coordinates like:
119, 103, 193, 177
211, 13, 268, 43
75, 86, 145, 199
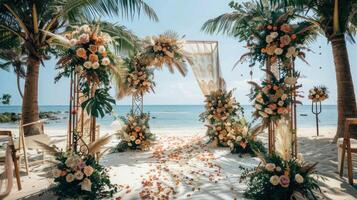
81, 89, 116, 118
52, 152, 117, 200
0, 94, 11, 104
239, 154, 323, 200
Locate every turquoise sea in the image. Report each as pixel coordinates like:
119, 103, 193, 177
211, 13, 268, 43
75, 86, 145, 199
0, 105, 338, 131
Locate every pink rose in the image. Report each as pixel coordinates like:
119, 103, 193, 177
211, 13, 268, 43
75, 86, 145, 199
279, 175, 290, 188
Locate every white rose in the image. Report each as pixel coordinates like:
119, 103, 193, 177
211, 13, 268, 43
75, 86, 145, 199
255, 103, 263, 110
264, 108, 273, 114
101, 57, 110, 66
74, 170, 84, 180
92, 62, 100, 69
236, 136, 242, 142
281, 94, 288, 100
270, 32, 279, 39
266, 35, 274, 43
98, 45, 106, 53
259, 111, 268, 118
284, 76, 297, 85
270, 175, 280, 186
70, 39, 78, 46
52, 168, 62, 178
295, 174, 304, 184
66, 173, 75, 183
278, 101, 284, 107
81, 178, 92, 192
265, 163, 276, 172
83, 61, 92, 69
274, 48, 283, 55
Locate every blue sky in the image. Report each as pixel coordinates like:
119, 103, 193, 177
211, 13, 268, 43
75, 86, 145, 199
0, 0, 356, 105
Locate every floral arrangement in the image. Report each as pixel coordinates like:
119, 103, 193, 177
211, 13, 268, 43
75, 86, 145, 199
52, 152, 117, 199
239, 153, 322, 200
249, 71, 298, 124
115, 112, 155, 151
200, 89, 243, 125
226, 119, 266, 156
240, 10, 314, 70
308, 86, 328, 102
143, 31, 192, 76
56, 24, 118, 118
124, 54, 155, 96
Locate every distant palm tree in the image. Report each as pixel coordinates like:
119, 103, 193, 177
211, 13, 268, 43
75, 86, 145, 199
0, 0, 157, 136
268, 0, 357, 140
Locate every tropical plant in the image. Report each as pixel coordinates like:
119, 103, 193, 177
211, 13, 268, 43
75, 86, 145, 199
269, 0, 357, 140
0, 0, 158, 135
0, 47, 26, 98
0, 94, 11, 105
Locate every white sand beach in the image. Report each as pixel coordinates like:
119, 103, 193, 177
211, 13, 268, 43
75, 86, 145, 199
1, 126, 356, 200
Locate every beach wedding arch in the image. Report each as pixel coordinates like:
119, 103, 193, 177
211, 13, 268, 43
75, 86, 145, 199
115, 32, 192, 152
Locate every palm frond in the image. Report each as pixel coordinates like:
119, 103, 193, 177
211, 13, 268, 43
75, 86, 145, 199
34, 140, 61, 156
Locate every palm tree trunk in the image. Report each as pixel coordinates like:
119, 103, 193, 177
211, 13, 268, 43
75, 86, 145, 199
331, 34, 357, 141
21, 56, 41, 136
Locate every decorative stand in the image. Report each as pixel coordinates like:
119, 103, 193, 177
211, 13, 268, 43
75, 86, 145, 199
132, 93, 144, 115
311, 101, 322, 136
67, 71, 96, 153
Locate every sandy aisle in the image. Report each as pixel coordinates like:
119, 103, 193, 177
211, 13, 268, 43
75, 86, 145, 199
1, 127, 357, 200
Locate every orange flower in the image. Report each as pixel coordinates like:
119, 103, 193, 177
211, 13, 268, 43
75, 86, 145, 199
261, 48, 266, 53
268, 104, 277, 110
89, 45, 98, 53
267, 25, 273, 30
89, 54, 98, 63
76, 48, 87, 59
95, 36, 104, 45
61, 171, 67, 177
273, 85, 279, 90
135, 127, 141, 132
240, 141, 247, 149
277, 108, 286, 114
102, 51, 107, 57
291, 34, 297, 40
280, 24, 292, 33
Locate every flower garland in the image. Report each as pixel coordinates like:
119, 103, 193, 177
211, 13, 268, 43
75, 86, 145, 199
249, 72, 295, 124
143, 32, 191, 76
52, 152, 117, 199
56, 24, 117, 118
115, 113, 154, 151
226, 119, 266, 156
239, 153, 322, 200
242, 10, 314, 70
308, 86, 328, 102
124, 55, 156, 96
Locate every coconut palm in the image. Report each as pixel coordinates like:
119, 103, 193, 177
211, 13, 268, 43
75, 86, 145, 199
0, 0, 157, 136
268, 0, 357, 140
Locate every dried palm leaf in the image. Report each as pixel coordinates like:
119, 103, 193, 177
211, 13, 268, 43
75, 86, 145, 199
33, 141, 60, 156
274, 118, 292, 161
247, 81, 262, 90
88, 134, 112, 154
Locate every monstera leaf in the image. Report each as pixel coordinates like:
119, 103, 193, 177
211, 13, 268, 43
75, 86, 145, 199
81, 89, 116, 118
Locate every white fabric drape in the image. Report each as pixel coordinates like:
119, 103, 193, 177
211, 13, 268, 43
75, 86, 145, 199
183, 41, 225, 95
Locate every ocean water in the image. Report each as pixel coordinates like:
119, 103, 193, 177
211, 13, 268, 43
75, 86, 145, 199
0, 105, 337, 130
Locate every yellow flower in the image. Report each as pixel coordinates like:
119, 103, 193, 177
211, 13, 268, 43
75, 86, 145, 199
295, 174, 304, 184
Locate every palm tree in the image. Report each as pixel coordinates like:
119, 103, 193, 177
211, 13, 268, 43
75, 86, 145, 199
0, 48, 26, 98
0, 0, 157, 136
202, 0, 357, 140
268, 0, 357, 140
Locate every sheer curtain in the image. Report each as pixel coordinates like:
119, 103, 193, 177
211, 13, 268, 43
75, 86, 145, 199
183, 41, 225, 95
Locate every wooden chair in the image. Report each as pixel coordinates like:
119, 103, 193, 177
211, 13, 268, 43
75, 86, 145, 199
16, 119, 48, 175
339, 118, 357, 185
0, 130, 22, 190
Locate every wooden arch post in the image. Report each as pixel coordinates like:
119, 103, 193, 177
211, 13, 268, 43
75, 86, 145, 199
266, 57, 275, 155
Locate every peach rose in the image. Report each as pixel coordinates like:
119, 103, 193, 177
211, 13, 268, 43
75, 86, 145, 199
291, 34, 297, 40
266, 44, 277, 56
89, 45, 98, 53
268, 104, 277, 110
89, 54, 98, 63
83, 165, 94, 177
76, 48, 87, 59
66, 173, 75, 183
277, 108, 286, 114
135, 139, 141, 145
135, 127, 141, 132
280, 35, 291, 46
267, 25, 273, 30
